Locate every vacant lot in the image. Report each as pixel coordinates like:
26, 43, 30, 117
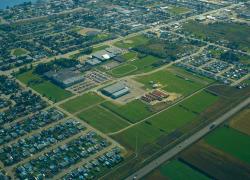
77, 106, 129, 133
180, 142, 250, 180
16, 70, 72, 102
135, 67, 211, 96
60, 92, 105, 113
145, 160, 209, 180
205, 127, 250, 164
114, 35, 150, 49
101, 100, 154, 123
230, 107, 250, 135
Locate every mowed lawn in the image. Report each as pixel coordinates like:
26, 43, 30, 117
77, 106, 129, 133
121, 51, 138, 61
101, 100, 154, 123
114, 35, 150, 49
179, 91, 219, 113
16, 70, 72, 102
111, 64, 137, 76
60, 92, 105, 113
135, 67, 211, 96
159, 160, 209, 180
205, 127, 250, 164
113, 122, 164, 150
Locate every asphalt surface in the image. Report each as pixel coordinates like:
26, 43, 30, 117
125, 96, 250, 180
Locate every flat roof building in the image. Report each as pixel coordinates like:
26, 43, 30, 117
92, 50, 115, 61
101, 82, 130, 99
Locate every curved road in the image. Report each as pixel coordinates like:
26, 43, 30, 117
125, 96, 250, 180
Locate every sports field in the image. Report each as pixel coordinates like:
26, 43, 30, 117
205, 127, 250, 164
60, 92, 105, 113
12, 48, 28, 57
101, 100, 154, 123
77, 106, 129, 133
16, 70, 73, 102
114, 35, 150, 49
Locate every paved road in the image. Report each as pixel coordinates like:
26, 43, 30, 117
125, 96, 250, 180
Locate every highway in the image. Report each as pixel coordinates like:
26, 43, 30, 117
125, 96, 250, 180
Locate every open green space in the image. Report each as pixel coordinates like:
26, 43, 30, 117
101, 100, 154, 123
77, 106, 129, 133
180, 91, 219, 113
121, 51, 138, 61
16, 70, 72, 102
168, 6, 190, 15
135, 67, 211, 96
111, 64, 137, 76
206, 127, 250, 164
114, 35, 150, 49
113, 122, 164, 150
12, 48, 28, 57
158, 160, 209, 180
60, 92, 105, 113
93, 45, 109, 52
183, 21, 250, 52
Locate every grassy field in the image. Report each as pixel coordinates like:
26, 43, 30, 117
114, 35, 150, 49
135, 67, 212, 96
230, 107, 250, 135
77, 106, 129, 133
101, 100, 154, 123
183, 21, 250, 52
93, 45, 109, 52
60, 92, 105, 113
121, 51, 138, 61
180, 142, 250, 180
168, 6, 190, 15
205, 127, 250, 164
152, 160, 209, 180
16, 70, 72, 102
111, 64, 137, 76
112, 122, 164, 150
12, 48, 28, 57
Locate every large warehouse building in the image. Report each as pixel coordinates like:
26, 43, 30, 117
101, 82, 130, 99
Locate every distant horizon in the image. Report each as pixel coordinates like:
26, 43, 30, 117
0, 0, 37, 9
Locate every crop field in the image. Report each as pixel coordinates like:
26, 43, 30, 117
112, 121, 164, 150
60, 92, 105, 113
145, 160, 209, 180
135, 67, 212, 96
16, 70, 73, 102
101, 100, 154, 123
230, 107, 250, 135
205, 127, 250, 164
77, 105, 129, 133
114, 35, 150, 49
180, 142, 250, 180
182, 21, 250, 52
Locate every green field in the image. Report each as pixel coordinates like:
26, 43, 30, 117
206, 127, 250, 164
114, 35, 150, 49
101, 100, 154, 123
113, 122, 164, 149
77, 106, 129, 133
121, 51, 138, 61
111, 64, 137, 76
158, 160, 209, 180
16, 70, 72, 102
168, 6, 190, 15
180, 91, 219, 113
135, 67, 211, 96
12, 48, 28, 57
93, 45, 109, 52
60, 92, 105, 113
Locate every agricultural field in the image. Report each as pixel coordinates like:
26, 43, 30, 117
101, 100, 154, 123
229, 107, 250, 135
135, 66, 213, 96
114, 35, 150, 49
205, 127, 250, 164
77, 105, 130, 133
182, 21, 250, 52
145, 160, 209, 180
16, 70, 73, 102
60, 92, 105, 113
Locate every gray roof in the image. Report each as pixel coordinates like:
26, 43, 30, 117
86, 58, 101, 66
102, 82, 128, 94
92, 50, 115, 61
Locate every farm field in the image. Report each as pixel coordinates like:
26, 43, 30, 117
135, 66, 212, 96
205, 127, 250, 164
145, 160, 209, 180
229, 107, 250, 135
114, 35, 150, 49
101, 100, 154, 123
60, 92, 105, 113
77, 105, 130, 133
16, 70, 73, 102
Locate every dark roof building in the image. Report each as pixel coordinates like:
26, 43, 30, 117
101, 82, 130, 99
